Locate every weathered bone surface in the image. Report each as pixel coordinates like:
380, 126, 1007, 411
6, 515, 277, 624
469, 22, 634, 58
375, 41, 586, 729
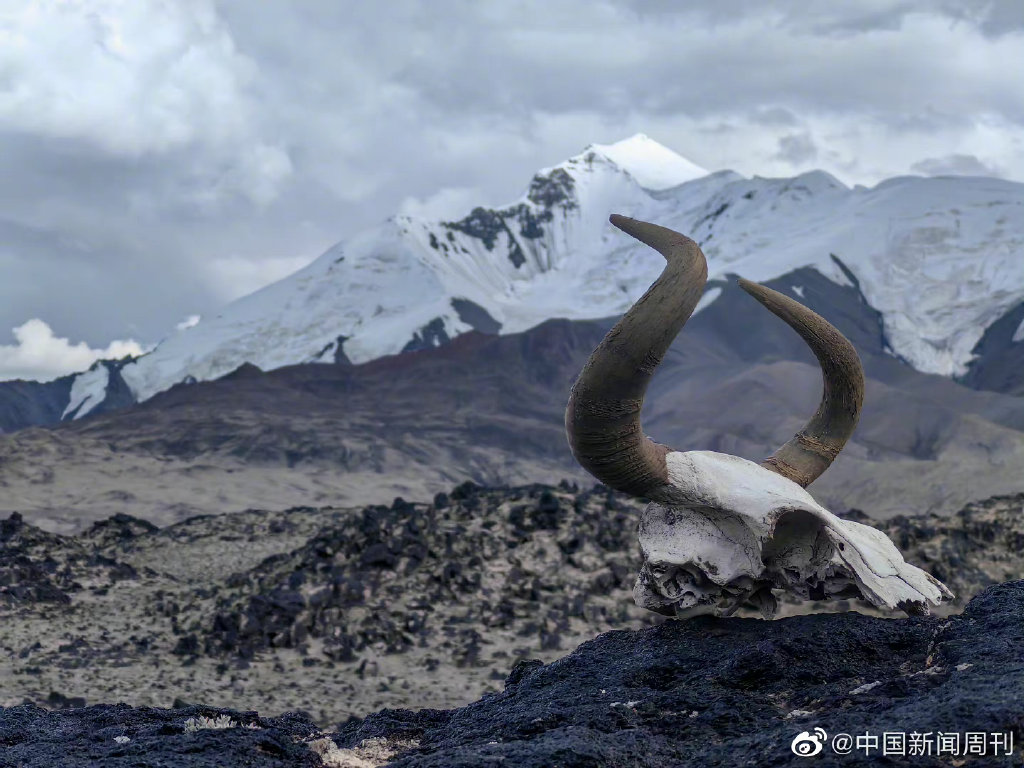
635, 451, 952, 618
566, 215, 953, 618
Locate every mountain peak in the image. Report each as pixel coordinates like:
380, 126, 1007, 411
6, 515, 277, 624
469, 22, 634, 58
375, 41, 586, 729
32, 136, 1023, 420
588, 133, 708, 190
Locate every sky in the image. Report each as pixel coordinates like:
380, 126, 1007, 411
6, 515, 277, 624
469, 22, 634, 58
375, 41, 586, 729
0, 0, 1022, 381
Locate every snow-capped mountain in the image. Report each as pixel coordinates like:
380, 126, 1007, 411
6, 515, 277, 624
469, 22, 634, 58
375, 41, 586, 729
108, 134, 714, 409
19, 133, 1024, 422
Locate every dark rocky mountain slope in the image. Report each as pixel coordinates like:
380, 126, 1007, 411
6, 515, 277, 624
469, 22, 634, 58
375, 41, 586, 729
1, 269, 1022, 533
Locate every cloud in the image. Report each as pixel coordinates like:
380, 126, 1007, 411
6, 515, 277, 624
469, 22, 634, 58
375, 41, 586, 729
752, 107, 800, 127
398, 187, 486, 220
0, 0, 248, 154
175, 315, 201, 331
0, 0, 1021, 361
942, 0, 1024, 38
774, 133, 819, 165
0, 319, 146, 382
911, 153, 1003, 177
0, 0, 292, 206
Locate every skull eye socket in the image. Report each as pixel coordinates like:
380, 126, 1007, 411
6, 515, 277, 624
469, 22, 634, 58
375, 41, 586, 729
647, 562, 703, 587
649, 563, 673, 580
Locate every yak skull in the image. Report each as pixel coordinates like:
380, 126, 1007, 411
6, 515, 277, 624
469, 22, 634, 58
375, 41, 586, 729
565, 215, 952, 619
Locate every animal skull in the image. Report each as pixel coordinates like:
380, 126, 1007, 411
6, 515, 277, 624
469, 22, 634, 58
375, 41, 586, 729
565, 215, 952, 618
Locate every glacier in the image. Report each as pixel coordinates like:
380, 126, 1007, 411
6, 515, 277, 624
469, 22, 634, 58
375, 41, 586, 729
65, 133, 1021, 417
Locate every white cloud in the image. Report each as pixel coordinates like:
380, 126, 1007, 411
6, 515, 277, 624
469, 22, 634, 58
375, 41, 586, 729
0, 0, 292, 205
175, 314, 201, 331
0, 1, 1021, 353
398, 187, 486, 220
0, 319, 145, 382
0, 0, 250, 154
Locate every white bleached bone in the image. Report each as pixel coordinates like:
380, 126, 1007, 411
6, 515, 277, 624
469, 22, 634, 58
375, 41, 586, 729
634, 451, 950, 618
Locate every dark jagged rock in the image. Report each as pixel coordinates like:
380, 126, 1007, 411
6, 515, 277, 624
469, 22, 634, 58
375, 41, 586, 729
197, 490, 1024, 668
401, 317, 451, 353
330, 581, 1024, 767
0, 511, 147, 606
526, 167, 576, 209
963, 298, 1024, 396
436, 165, 577, 271
1, 511, 78, 605
2, 487, 1022, 729
83, 359, 138, 418
0, 373, 75, 433
1, 582, 1021, 766
881, 493, 1024, 607
443, 206, 506, 251
449, 298, 501, 335
199, 484, 647, 663
0, 704, 322, 767
79, 512, 159, 550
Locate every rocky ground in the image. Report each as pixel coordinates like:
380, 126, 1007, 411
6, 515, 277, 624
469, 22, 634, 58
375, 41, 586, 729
5, 276, 1024, 535
1, 580, 1022, 766
1, 481, 1023, 735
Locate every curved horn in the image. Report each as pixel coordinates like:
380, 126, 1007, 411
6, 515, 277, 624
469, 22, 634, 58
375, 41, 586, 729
738, 279, 865, 487
565, 215, 707, 498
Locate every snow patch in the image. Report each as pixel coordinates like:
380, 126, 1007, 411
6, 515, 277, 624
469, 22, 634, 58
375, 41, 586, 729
176, 315, 201, 331
693, 287, 722, 315
591, 134, 708, 190
62, 364, 109, 419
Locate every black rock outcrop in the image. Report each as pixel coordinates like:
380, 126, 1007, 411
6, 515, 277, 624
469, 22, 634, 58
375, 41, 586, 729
2, 581, 1022, 766
3, 489, 1023, 729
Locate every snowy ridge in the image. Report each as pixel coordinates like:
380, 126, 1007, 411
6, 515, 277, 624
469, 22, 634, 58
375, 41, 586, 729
68, 134, 1022, 416
674, 171, 1023, 377
590, 133, 707, 190
63, 363, 109, 419
117, 135, 679, 405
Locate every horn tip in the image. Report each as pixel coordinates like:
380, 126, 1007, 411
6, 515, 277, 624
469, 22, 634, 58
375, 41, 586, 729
608, 214, 655, 248
737, 277, 774, 304
609, 213, 632, 230
608, 216, 706, 273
